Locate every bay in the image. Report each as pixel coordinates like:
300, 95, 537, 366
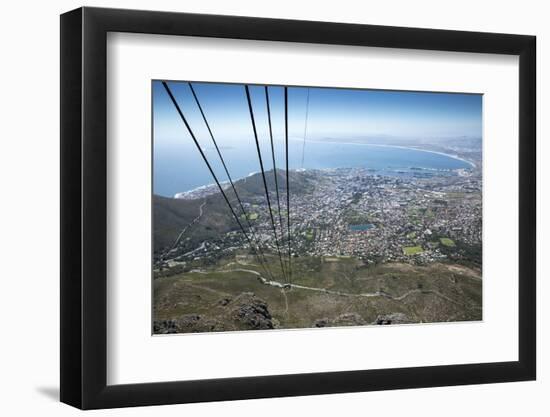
153, 139, 471, 197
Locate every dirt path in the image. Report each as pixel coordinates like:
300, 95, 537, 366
281, 289, 289, 316
182, 281, 232, 298
160, 200, 207, 262
446, 264, 482, 280
171, 200, 206, 250
206, 268, 463, 306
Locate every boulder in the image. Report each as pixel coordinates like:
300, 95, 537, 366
373, 312, 412, 325
230, 292, 274, 330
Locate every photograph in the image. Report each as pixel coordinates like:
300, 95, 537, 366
152, 81, 483, 334
0, 0, 542, 413
57, 5, 538, 408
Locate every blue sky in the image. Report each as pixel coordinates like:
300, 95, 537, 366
153, 80, 482, 148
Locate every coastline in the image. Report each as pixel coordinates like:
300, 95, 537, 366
173, 172, 259, 199
171, 140, 476, 198
294, 138, 477, 168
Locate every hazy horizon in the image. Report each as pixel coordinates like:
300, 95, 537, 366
153, 81, 482, 149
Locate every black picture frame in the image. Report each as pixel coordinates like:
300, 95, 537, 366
60, 6, 536, 410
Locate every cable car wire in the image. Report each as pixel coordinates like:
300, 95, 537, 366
264, 86, 288, 282
161, 81, 274, 280
284, 86, 292, 284
244, 85, 288, 282
187, 82, 275, 279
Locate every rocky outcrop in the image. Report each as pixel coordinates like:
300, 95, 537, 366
313, 318, 329, 328
229, 292, 274, 330
313, 313, 366, 328
373, 312, 412, 325
312, 312, 414, 328
153, 319, 178, 334
153, 292, 274, 334
332, 313, 367, 326
153, 314, 218, 333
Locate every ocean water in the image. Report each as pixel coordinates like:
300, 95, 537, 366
153, 139, 471, 197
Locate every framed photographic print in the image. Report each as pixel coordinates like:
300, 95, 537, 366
60, 7, 536, 409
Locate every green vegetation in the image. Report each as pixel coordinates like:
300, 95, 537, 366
153, 170, 316, 259
153, 194, 236, 257
351, 192, 363, 204
408, 208, 419, 218
154, 256, 482, 333
440, 237, 456, 247
153, 168, 483, 334
343, 208, 372, 225
439, 240, 482, 269
403, 246, 423, 255
446, 192, 465, 199
424, 208, 435, 219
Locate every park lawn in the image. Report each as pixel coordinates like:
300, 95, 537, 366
403, 245, 423, 255
440, 237, 456, 247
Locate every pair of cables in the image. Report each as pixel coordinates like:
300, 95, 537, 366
162, 81, 294, 283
